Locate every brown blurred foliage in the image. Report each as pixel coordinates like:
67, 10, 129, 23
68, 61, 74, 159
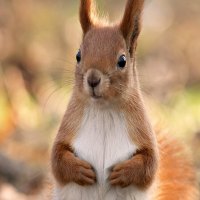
0, 0, 199, 199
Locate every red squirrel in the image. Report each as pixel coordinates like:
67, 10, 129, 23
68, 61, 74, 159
51, 0, 199, 199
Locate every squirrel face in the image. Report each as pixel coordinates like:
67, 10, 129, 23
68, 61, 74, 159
73, 0, 144, 105
75, 26, 136, 103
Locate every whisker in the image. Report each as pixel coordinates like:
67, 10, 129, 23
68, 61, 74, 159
42, 86, 64, 112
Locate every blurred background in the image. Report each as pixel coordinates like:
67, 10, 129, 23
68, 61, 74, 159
0, 0, 199, 199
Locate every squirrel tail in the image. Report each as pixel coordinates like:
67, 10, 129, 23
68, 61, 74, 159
154, 131, 199, 200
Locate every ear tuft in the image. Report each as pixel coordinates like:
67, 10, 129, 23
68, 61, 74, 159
120, 0, 144, 55
80, 0, 94, 34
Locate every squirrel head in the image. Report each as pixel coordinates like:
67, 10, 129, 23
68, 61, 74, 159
74, 0, 144, 104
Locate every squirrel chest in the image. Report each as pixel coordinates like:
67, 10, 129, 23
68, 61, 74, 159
73, 107, 136, 184
54, 106, 149, 200
73, 106, 137, 183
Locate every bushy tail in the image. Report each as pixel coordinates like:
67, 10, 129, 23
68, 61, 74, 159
154, 131, 199, 200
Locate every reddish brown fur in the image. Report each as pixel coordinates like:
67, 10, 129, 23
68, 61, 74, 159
110, 148, 157, 189
120, 0, 144, 56
51, 93, 96, 186
153, 132, 199, 200
51, 0, 199, 198
107, 88, 158, 189
79, 27, 131, 102
80, 0, 93, 34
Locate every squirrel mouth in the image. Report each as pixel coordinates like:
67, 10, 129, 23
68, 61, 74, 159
91, 90, 102, 99
92, 94, 102, 99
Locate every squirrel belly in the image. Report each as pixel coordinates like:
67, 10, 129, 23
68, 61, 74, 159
53, 104, 151, 200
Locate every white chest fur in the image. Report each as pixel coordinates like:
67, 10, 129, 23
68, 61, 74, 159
53, 105, 149, 200
74, 106, 136, 184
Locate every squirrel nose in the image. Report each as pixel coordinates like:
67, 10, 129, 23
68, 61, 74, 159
87, 76, 101, 88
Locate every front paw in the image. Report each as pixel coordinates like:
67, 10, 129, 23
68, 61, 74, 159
109, 151, 156, 189
73, 159, 97, 186
109, 160, 134, 188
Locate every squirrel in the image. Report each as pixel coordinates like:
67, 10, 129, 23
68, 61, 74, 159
51, 0, 199, 199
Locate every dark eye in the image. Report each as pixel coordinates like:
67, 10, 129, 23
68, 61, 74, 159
117, 55, 126, 69
76, 50, 81, 63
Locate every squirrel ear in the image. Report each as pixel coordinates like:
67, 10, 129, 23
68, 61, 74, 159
120, 0, 144, 55
80, 0, 94, 34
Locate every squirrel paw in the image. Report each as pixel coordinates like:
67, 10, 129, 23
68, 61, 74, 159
74, 159, 96, 186
109, 160, 134, 188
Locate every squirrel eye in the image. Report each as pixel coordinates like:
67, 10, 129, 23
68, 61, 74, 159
76, 50, 81, 63
117, 55, 126, 69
